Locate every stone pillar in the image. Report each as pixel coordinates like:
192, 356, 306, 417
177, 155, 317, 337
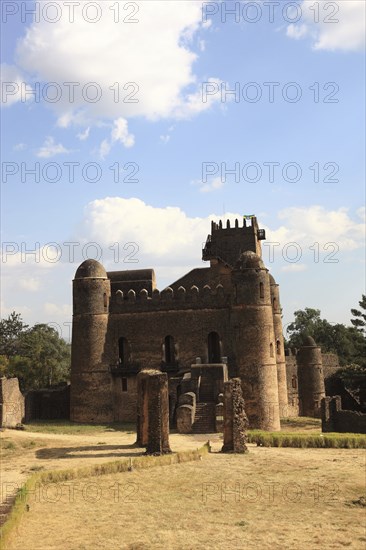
136, 370, 171, 455
222, 378, 249, 453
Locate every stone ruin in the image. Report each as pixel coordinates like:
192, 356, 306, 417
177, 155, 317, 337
0, 377, 24, 428
222, 378, 249, 453
136, 369, 171, 455
176, 361, 228, 434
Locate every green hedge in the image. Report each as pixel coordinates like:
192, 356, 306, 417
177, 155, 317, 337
247, 431, 366, 448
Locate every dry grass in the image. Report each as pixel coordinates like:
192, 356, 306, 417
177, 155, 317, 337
2, 420, 365, 549
4, 446, 366, 550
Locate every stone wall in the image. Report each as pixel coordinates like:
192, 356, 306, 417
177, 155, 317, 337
25, 385, 70, 421
0, 378, 24, 427
322, 353, 341, 378
321, 396, 366, 434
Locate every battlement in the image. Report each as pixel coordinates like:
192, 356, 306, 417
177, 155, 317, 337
109, 284, 229, 313
203, 216, 265, 267
210, 216, 261, 232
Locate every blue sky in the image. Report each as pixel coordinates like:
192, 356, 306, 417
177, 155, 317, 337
1, 0, 365, 340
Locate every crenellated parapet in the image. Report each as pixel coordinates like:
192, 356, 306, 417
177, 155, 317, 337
109, 283, 229, 313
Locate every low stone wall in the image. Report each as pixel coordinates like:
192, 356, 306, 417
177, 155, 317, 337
321, 396, 366, 434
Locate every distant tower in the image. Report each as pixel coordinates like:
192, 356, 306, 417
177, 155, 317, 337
269, 274, 289, 417
70, 259, 112, 422
232, 251, 281, 431
202, 216, 266, 267
297, 336, 325, 417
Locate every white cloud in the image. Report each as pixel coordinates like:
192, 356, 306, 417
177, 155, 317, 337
36, 136, 71, 158
99, 117, 135, 159
160, 135, 171, 144
0, 64, 29, 107
199, 177, 225, 193
14, 0, 221, 132
19, 277, 41, 292
77, 127, 90, 141
286, 1, 365, 51
111, 117, 135, 148
264, 206, 365, 251
98, 139, 111, 160
286, 24, 308, 40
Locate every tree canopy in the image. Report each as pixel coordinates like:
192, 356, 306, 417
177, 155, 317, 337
0, 312, 70, 392
286, 300, 366, 368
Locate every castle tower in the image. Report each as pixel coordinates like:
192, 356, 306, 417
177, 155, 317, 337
202, 216, 266, 267
297, 336, 325, 417
269, 274, 289, 418
70, 259, 112, 422
231, 251, 280, 431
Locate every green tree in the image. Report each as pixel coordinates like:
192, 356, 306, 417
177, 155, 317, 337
0, 311, 28, 358
351, 294, 366, 332
1, 315, 71, 392
286, 308, 365, 367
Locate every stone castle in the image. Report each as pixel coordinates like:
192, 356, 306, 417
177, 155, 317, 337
70, 216, 326, 431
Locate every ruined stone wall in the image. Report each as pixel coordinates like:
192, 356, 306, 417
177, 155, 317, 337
321, 396, 366, 433
136, 370, 171, 454
0, 378, 24, 427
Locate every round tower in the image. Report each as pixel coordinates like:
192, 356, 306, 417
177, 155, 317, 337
70, 259, 112, 422
232, 251, 280, 431
297, 336, 325, 417
269, 274, 289, 418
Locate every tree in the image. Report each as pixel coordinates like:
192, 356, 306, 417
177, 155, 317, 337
9, 324, 71, 391
351, 294, 366, 332
286, 308, 365, 367
1, 313, 71, 392
0, 311, 28, 358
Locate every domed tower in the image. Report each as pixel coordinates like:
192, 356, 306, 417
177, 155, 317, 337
70, 259, 112, 422
297, 336, 325, 417
269, 274, 289, 418
231, 251, 280, 431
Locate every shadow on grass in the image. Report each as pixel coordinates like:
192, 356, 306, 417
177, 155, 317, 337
36, 444, 145, 460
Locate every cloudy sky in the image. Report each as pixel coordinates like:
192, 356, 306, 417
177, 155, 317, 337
1, 0, 365, 340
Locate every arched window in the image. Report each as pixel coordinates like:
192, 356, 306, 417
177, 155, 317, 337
270, 343, 274, 357
103, 292, 108, 310
276, 340, 281, 355
273, 297, 277, 310
208, 332, 221, 363
118, 337, 130, 366
164, 335, 176, 365
259, 282, 264, 299
292, 376, 297, 389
